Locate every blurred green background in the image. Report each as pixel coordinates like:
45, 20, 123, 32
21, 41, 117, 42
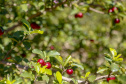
0, 0, 126, 79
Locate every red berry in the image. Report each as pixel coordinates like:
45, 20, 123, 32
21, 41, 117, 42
108, 9, 113, 13
6, 57, 11, 60
90, 39, 94, 42
77, 13, 83, 18
37, 59, 45, 66
0, 27, 4, 36
66, 69, 73, 75
30, 22, 40, 29
114, 18, 120, 23
21, 53, 26, 58
45, 62, 51, 69
75, 14, 78, 18
75, 13, 83, 18
112, 7, 118, 12
50, 46, 54, 50
107, 77, 116, 82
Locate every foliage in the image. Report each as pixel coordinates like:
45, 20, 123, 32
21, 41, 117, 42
0, 0, 126, 84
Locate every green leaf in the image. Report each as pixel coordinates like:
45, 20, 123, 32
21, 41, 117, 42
29, 30, 44, 34
117, 75, 126, 84
71, 63, 84, 70
88, 75, 96, 82
113, 54, 123, 62
20, 71, 34, 80
109, 48, 117, 57
34, 63, 41, 74
13, 78, 23, 84
97, 67, 108, 73
21, 19, 31, 31
104, 56, 112, 62
42, 75, 49, 83
119, 13, 126, 17
40, 66, 46, 74
110, 63, 119, 72
63, 55, 72, 67
32, 49, 45, 58
56, 71, 62, 84
47, 51, 60, 57
23, 41, 31, 50
45, 69, 52, 75
85, 72, 90, 79
54, 56, 63, 65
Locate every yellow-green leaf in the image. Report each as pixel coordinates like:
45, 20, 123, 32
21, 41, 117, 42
56, 71, 62, 84
109, 48, 117, 57
85, 72, 90, 79
40, 66, 46, 73
29, 30, 44, 34
45, 69, 52, 75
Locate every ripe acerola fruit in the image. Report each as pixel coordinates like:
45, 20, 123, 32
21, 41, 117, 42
112, 7, 118, 12
21, 53, 26, 58
50, 45, 54, 50
90, 39, 94, 42
30, 22, 40, 29
107, 77, 116, 82
75, 13, 83, 18
0, 27, 4, 36
37, 59, 46, 66
108, 9, 113, 13
45, 62, 51, 69
66, 69, 73, 75
114, 18, 120, 23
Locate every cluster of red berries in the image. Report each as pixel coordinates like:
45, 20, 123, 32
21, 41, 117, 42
30, 22, 40, 29
108, 7, 118, 13
108, 7, 120, 24
75, 13, 83, 18
66, 69, 73, 75
37, 59, 51, 69
107, 77, 116, 82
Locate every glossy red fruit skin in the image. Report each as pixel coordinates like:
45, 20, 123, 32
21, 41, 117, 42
77, 13, 83, 18
114, 18, 120, 23
107, 77, 116, 82
66, 69, 73, 75
90, 39, 94, 42
108, 9, 113, 13
6, 57, 11, 60
50, 46, 54, 50
112, 7, 118, 12
75, 13, 83, 18
30, 22, 40, 29
37, 59, 46, 66
75, 14, 78, 18
0, 28, 4, 36
45, 62, 51, 69
21, 53, 26, 58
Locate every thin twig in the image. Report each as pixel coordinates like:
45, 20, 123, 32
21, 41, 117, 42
89, 7, 105, 14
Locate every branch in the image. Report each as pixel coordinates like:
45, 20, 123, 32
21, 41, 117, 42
89, 7, 105, 14
0, 61, 113, 84
5, 0, 68, 33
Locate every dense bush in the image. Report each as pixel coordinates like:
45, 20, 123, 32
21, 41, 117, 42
0, 0, 126, 84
